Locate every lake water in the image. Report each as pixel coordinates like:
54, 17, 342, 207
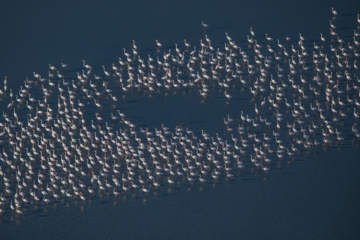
1, 0, 360, 239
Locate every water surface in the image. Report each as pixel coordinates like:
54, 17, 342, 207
0, 0, 360, 239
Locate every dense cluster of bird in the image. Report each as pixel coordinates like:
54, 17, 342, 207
0, 9, 359, 218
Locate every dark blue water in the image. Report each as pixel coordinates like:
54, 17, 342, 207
1, 0, 360, 239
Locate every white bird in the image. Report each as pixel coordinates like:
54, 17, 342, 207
201, 21, 209, 28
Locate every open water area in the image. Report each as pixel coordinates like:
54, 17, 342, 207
1, 0, 360, 239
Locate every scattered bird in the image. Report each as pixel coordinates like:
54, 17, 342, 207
0, 8, 358, 222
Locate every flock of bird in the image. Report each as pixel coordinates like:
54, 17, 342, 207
0, 9, 359, 218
